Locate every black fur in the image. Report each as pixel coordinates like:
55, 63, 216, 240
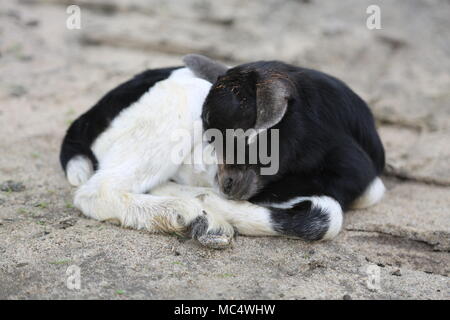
59, 67, 179, 172
187, 215, 210, 239
271, 201, 331, 241
201, 61, 385, 240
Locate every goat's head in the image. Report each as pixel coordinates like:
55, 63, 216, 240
184, 54, 295, 200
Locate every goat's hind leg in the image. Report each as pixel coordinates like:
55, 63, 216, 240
73, 172, 206, 238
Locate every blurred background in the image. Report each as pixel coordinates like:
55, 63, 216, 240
0, 0, 449, 299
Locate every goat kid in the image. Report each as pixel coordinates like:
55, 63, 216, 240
60, 56, 384, 248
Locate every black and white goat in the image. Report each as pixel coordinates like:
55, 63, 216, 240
60, 55, 385, 248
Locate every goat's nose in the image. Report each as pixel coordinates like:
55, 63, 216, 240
223, 177, 233, 194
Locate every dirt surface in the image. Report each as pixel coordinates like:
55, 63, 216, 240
0, 0, 449, 299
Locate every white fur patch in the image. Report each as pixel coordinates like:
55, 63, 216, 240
351, 177, 385, 209
66, 155, 93, 186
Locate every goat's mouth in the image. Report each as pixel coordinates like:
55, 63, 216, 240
218, 188, 253, 201
215, 166, 261, 201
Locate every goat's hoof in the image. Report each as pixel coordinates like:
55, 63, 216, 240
197, 234, 232, 249
187, 215, 233, 249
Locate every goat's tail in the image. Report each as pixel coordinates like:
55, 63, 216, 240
60, 118, 98, 186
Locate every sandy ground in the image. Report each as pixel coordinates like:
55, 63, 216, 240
0, 0, 449, 299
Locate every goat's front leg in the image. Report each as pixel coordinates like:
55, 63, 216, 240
152, 182, 286, 238
180, 183, 343, 241
154, 182, 342, 241
152, 182, 235, 249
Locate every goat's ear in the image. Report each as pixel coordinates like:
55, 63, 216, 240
254, 77, 292, 131
182, 54, 228, 83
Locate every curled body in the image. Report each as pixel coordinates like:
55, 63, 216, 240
60, 57, 385, 248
